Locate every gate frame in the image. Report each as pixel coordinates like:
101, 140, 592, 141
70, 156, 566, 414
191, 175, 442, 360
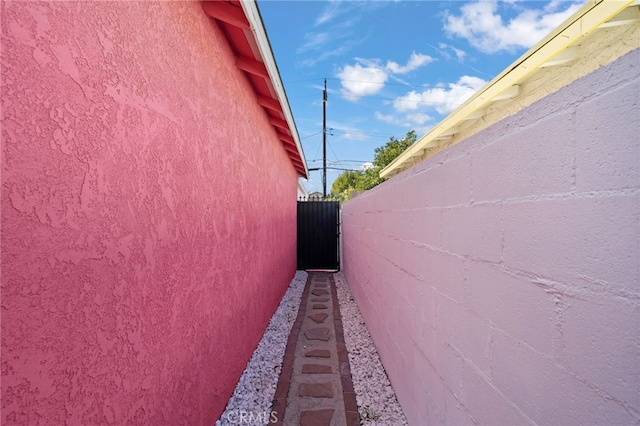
296, 200, 341, 271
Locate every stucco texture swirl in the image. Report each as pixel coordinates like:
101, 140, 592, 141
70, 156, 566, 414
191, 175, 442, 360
1, 1, 297, 424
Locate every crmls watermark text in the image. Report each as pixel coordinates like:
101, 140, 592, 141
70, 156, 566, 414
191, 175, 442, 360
224, 410, 278, 424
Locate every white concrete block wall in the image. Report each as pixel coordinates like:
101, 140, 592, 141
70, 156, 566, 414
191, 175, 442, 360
342, 49, 639, 425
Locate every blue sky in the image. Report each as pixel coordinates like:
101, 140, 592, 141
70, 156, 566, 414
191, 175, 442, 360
257, 0, 583, 194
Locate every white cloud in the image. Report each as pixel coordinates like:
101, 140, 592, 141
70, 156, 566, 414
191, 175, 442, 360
438, 42, 467, 62
386, 52, 435, 74
329, 122, 371, 141
406, 113, 432, 126
316, 3, 340, 25
393, 75, 487, 114
297, 3, 363, 67
374, 111, 405, 126
299, 42, 355, 67
444, 0, 582, 54
336, 62, 388, 101
340, 130, 370, 141
374, 111, 433, 130
452, 46, 466, 61
298, 33, 331, 54
337, 52, 433, 101
361, 162, 373, 170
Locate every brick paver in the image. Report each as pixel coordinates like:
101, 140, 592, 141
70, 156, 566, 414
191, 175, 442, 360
308, 313, 329, 324
299, 382, 334, 398
300, 409, 334, 426
304, 327, 330, 341
305, 349, 331, 358
302, 364, 333, 374
271, 272, 360, 426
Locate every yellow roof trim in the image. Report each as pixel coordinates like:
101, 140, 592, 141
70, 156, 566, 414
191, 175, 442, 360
381, 0, 637, 178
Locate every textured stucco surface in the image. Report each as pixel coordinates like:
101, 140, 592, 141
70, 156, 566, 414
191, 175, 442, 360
1, 2, 297, 424
342, 49, 639, 425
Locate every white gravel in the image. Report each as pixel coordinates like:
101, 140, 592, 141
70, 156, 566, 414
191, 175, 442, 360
216, 271, 307, 426
334, 272, 409, 425
216, 270, 407, 426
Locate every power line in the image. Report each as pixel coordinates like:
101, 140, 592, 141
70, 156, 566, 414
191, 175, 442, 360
285, 76, 432, 90
326, 138, 340, 163
308, 167, 361, 172
310, 159, 370, 163
288, 94, 322, 100
326, 77, 424, 88
302, 127, 395, 138
300, 131, 323, 139
329, 128, 397, 137
281, 78, 326, 84
354, 93, 467, 106
284, 77, 476, 107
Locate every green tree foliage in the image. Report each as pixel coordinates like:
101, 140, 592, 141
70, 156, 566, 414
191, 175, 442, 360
330, 130, 417, 201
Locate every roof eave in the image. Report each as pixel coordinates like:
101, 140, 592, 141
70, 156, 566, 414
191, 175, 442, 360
381, 0, 638, 179
203, 0, 308, 179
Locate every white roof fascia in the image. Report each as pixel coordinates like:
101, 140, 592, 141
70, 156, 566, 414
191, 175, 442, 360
239, 0, 309, 178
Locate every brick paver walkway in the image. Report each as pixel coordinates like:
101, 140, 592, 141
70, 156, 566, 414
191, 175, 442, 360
271, 272, 360, 426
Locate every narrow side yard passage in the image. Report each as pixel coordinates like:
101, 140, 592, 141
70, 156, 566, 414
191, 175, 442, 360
217, 272, 407, 426
272, 272, 357, 425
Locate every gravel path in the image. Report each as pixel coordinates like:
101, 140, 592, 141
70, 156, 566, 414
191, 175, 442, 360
334, 272, 408, 425
216, 271, 407, 426
217, 271, 307, 426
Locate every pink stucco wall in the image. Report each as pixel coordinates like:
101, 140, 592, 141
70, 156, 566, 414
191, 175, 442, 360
342, 49, 639, 425
1, 2, 298, 424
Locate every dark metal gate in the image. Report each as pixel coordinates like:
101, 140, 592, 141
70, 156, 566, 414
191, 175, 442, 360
297, 201, 340, 270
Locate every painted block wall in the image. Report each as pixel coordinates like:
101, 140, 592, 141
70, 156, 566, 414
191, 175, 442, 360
342, 49, 639, 425
1, 2, 298, 424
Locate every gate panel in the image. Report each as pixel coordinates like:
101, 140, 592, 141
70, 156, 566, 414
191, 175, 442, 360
297, 201, 340, 270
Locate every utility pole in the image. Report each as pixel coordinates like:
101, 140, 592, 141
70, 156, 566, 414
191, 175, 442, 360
322, 78, 327, 198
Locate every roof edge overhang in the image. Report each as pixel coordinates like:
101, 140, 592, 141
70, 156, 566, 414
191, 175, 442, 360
381, 0, 639, 179
203, 0, 308, 179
